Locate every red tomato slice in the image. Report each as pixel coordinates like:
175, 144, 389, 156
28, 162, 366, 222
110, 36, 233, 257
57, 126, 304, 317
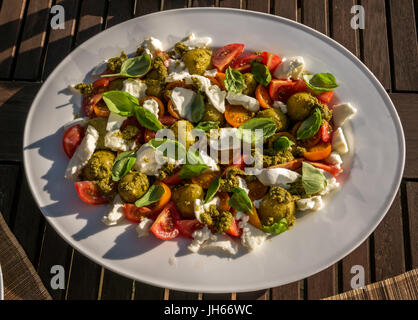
175, 219, 203, 238
92, 77, 110, 89
317, 91, 334, 104
261, 51, 282, 73
269, 79, 296, 102
305, 161, 342, 177
74, 181, 110, 205
82, 93, 102, 117
62, 124, 84, 158
225, 218, 242, 237
212, 43, 245, 72
319, 121, 332, 143
290, 79, 308, 94
143, 128, 156, 143
150, 202, 181, 240
123, 204, 153, 223
159, 115, 178, 126
162, 170, 183, 185
230, 54, 261, 73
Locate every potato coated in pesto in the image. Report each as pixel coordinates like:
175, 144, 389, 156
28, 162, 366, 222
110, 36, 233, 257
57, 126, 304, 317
182, 48, 212, 75
172, 184, 204, 218
118, 171, 150, 203
258, 187, 296, 226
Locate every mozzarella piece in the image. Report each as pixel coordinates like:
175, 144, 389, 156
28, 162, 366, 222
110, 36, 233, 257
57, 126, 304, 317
183, 33, 212, 49
188, 226, 213, 253
194, 197, 221, 223
202, 233, 239, 255
102, 195, 125, 226
106, 112, 127, 131
296, 196, 323, 211
209, 128, 241, 151
168, 59, 187, 74
63, 117, 89, 131
104, 130, 136, 152
136, 218, 154, 238
171, 87, 196, 121
320, 177, 340, 196
237, 176, 249, 193
184, 74, 212, 89
199, 150, 219, 172
122, 78, 147, 99
256, 167, 301, 188
205, 85, 226, 113
332, 103, 357, 127
325, 152, 343, 169
272, 101, 288, 114
140, 37, 164, 57
332, 127, 349, 155
236, 211, 267, 251
166, 70, 190, 82
134, 144, 165, 176
273, 56, 305, 80
64, 125, 99, 180
226, 92, 260, 112
142, 98, 160, 118
204, 69, 218, 77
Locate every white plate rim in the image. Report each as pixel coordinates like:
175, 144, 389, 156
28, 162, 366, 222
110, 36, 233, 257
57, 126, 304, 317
22, 7, 405, 293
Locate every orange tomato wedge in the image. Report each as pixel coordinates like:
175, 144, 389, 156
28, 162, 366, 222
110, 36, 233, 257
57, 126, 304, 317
167, 99, 181, 119
148, 181, 172, 213
303, 143, 332, 161
138, 96, 165, 118
255, 84, 272, 109
224, 104, 253, 128
215, 72, 226, 90
247, 179, 268, 201
205, 76, 222, 88
247, 205, 263, 230
218, 192, 231, 212
191, 171, 220, 189
93, 101, 110, 117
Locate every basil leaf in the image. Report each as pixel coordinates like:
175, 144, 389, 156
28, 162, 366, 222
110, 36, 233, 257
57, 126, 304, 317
148, 138, 187, 161
178, 163, 210, 179
111, 151, 136, 181
205, 177, 221, 203
301, 162, 327, 195
224, 66, 245, 94
303, 73, 339, 93
251, 61, 271, 86
102, 54, 152, 78
102, 90, 138, 116
135, 106, 162, 131
195, 121, 219, 132
134, 184, 165, 207
228, 187, 253, 214
273, 136, 295, 152
191, 92, 205, 123
238, 118, 277, 144
297, 108, 322, 140
263, 218, 288, 235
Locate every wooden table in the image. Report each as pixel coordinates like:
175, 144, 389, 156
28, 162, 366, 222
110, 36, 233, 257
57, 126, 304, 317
0, 0, 416, 300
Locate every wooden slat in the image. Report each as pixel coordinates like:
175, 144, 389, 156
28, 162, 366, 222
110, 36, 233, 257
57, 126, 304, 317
273, 0, 297, 20
134, 282, 165, 300
373, 191, 405, 281
406, 182, 418, 269
13, 0, 52, 80
389, 93, 418, 179
302, 0, 328, 35
219, 0, 241, 8
0, 164, 20, 225
0, 0, 26, 78
388, 0, 418, 91
42, 0, 80, 80
100, 269, 134, 300
106, 0, 134, 28
271, 281, 301, 300
341, 240, 371, 292
163, 0, 188, 9
134, 0, 161, 16
246, 0, 270, 12
191, 0, 216, 6
203, 293, 233, 299
37, 223, 73, 300
361, 0, 391, 90
12, 174, 45, 265
331, 0, 359, 56
306, 266, 336, 299
74, 0, 106, 46
237, 290, 269, 300
66, 251, 102, 299
169, 290, 199, 300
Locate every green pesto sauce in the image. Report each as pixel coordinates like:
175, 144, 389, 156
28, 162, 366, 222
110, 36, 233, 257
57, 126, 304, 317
74, 83, 94, 95
200, 205, 234, 233
106, 51, 128, 73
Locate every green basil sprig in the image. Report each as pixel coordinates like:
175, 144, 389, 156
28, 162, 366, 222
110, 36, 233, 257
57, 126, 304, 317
297, 108, 322, 140
228, 187, 253, 214
238, 118, 277, 144
102, 54, 152, 78
134, 184, 165, 207
111, 151, 136, 181
102, 90, 138, 117
303, 73, 339, 93
263, 218, 288, 235
178, 163, 210, 179
224, 66, 245, 94
273, 136, 295, 152
205, 177, 221, 203
251, 61, 271, 86
190, 92, 205, 123
195, 121, 219, 132
301, 162, 327, 195
135, 106, 162, 131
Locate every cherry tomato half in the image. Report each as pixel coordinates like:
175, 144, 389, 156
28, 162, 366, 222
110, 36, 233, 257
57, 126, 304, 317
150, 202, 181, 240
123, 204, 153, 223
74, 181, 110, 205
260, 51, 282, 73
212, 43, 245, 72
230, 54, 261, 73
269, 79, 296, 102
175, 219, 203, 238
62, 124, 84, 158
